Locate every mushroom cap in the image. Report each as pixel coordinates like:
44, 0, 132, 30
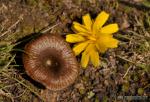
23, 34, 79, 91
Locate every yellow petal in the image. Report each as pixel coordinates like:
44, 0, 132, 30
72, 22, 88, 33
78, 32, 90, 37
100, 24, 119, 34
66, 34, 86, 43
97, 35, 119, 49
93, 11, 109, 33
84, 43, 95, 53
96, 35, 110, 53
73, 41, 89, 56
81, 51, 90, 68
96, 43, 108, 53
90, 50, 100, 67
106, 38, 119, 48
82, 13, 92, 30
81, 44, 97, 68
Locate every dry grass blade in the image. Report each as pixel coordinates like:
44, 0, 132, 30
0, 54, 16, 72
1, 72, 45, 102
0, 16, 23, 38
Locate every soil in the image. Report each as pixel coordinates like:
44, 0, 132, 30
0, 0, 150, 102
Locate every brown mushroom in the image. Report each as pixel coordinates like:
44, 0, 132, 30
23, 34, 79, 101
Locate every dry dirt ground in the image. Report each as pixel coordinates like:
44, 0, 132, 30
0, 0, 150, 102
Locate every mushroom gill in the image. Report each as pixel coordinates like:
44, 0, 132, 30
23, 34, 79, 92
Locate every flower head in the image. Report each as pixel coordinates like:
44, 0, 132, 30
66, 11, 119, 68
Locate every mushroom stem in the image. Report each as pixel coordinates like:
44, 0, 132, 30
41, 89, 59, 102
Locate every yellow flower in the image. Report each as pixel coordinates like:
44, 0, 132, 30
66, 11, 119, 68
